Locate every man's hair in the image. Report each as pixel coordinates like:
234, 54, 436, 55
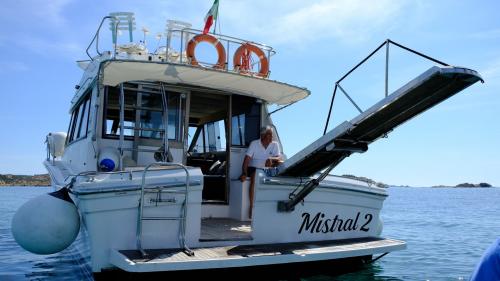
260, 126, 273, 136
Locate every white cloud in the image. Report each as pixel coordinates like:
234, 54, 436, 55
42, 0, 73, 25
219, 0, 409, 46
0, 61, 29, 72
0, 0, 81, 58
11, 36, 83, 59
482, 57, 500, 81
5, 0, 73, 26
469, 28, 500, 40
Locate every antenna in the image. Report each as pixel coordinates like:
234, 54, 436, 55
109, 12, 136, 44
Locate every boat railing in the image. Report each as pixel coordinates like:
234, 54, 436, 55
136, 162, 193, 257
86, 15, 120, 60
164, 28, 275, 72
85, 14, 276, 78
323, 39, 453, 135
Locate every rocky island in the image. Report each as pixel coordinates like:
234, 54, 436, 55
455, 182, 492, 188
432, 182, 493, 188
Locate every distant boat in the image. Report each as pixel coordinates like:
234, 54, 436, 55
12, 11, 482, 279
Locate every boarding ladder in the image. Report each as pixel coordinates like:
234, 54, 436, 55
136, 162, 193, 257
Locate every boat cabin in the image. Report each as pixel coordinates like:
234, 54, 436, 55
67, 81, 256, 214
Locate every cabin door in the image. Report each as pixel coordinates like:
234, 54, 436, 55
187, 92, 230, 204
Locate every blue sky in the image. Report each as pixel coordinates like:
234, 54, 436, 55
0, 0, 498, 186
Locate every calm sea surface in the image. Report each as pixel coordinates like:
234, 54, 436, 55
1, 186, 499, 280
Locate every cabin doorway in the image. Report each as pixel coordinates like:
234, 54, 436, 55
187, 92, 230, 204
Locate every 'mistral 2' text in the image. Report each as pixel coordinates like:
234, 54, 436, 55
298, 212, 373, 234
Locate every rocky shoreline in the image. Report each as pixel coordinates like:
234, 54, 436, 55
0, 174, 50, 186
0, 173, 493, 188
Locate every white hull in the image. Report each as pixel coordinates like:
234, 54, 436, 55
62, 167, 389, 273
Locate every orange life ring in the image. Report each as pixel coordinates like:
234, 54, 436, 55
186, 34, 226, 70
233, 43, 269, 78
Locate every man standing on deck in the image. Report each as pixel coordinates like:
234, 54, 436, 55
239, 126, 282, 219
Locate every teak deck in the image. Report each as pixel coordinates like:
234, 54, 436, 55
110, 237, 406, 272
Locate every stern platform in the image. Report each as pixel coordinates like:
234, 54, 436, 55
109, 237, 405, 273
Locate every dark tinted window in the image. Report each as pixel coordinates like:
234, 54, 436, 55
67, 92, 91, 144
231, 95, 260, 146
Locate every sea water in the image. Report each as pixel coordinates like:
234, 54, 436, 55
1, 186, 499, 280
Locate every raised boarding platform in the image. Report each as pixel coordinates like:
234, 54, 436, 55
279, 66, 482, 177
109, 237, 406, 272
200, 218, 252, 242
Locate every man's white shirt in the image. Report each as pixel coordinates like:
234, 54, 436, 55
246, 139, 281, 168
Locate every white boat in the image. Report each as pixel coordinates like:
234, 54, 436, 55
12, 12, 482, 279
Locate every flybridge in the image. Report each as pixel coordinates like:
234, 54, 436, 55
73, 12, 310, 107
85, 12, 276, 78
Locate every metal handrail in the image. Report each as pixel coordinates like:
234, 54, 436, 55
87, 16, 276, 77
160, 83, 169, 162
323, 39, 451, 135
165, 27, 275, 76
136, 162, 192, 257
86, 16, 119, 60
167, 28, 274, 52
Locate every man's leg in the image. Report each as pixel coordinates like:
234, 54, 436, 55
248, 167, 256, 219
249, 174, 257, 219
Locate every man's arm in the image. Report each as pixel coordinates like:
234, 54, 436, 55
268, 142, 283, 166
240, 155, 251, 182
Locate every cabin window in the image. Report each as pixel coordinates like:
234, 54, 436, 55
67, 93, 92, 144
231, 96, 260, 146
78, 98, 91, 139
189, 120, 226, 153
231, 114, 245, 146
103, 84, 182, 141
67, 107, 78, 144
138, 92, 163, 139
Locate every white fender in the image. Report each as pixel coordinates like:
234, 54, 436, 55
47, 132, 67, 158
11, 188, 80, 255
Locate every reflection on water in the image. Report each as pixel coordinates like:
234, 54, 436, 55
327, 263, 404, 281
1, 186, 499, 280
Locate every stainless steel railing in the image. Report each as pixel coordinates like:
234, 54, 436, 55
323, 39, 451, 135
136, 162, 192, 257
86, 16, 119, 60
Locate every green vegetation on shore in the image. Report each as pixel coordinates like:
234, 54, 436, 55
0, 174, 50, 186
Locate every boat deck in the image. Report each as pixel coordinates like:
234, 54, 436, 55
200, 218, 252, 241
109, 237, 406, 272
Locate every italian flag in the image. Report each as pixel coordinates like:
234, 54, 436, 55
203, 0, 219, 34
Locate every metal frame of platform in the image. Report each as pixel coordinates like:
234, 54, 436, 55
278, 66, 482, 177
